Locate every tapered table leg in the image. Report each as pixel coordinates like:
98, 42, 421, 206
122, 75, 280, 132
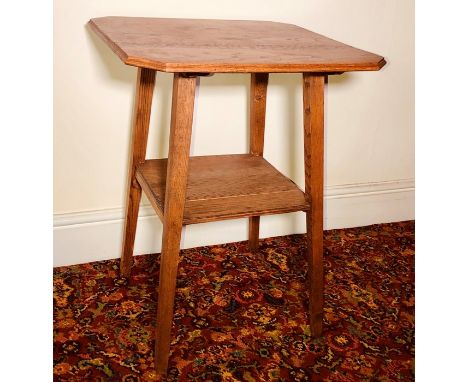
121, 68, 156, 277
248, 73, 269, 251
302, 73, 325, 337
155, 74, 197, 374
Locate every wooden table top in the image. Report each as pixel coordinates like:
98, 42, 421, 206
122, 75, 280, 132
89, 17, 385, 73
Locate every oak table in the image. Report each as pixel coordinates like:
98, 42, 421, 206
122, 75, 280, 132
89, 16, 385, 375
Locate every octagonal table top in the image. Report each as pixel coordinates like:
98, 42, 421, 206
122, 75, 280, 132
89, 17, 386, 73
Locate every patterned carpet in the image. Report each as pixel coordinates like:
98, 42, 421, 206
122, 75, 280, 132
53, 221, 415, 381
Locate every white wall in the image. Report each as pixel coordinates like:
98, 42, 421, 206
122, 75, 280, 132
54, 0, 414, 266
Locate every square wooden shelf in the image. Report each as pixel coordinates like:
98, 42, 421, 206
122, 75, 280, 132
136, 154, 309, 225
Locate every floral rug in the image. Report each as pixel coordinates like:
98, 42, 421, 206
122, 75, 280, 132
53, 221, 415, 381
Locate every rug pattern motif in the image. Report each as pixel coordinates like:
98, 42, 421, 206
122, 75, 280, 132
53, 221, 415, 381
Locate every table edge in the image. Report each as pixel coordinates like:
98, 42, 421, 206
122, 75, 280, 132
125, 56, 386, 73
88, 18, 386, 74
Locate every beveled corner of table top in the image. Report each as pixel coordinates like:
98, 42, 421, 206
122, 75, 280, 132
88, 16, 386, 73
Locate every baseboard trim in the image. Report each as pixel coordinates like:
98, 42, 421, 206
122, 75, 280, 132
54, 179, 414, 266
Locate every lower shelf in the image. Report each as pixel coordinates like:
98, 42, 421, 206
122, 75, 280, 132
136, 154, 309, 225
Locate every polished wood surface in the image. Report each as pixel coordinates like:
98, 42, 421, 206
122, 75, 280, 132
90, 15, 387, 376
136, 154, 308, 225
154, 74, 197, 373
88, 17, 385, 73
120, 68, 156, 277
248, 73, 269, 251
303, 74, 325, 337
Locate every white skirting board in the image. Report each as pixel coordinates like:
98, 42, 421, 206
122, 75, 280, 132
53, 179, 414, 267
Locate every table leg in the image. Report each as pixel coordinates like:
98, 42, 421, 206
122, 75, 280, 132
248, 73, 269, 251
121, 68, 156, 277
155, 74, 197, 374
302, 73, 325, 337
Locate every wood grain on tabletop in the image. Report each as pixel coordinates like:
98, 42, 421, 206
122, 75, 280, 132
88, 17, 386, 73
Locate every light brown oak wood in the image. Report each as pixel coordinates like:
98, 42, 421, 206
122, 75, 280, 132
303, 73, 325, 337
155, 74, 197, 373
248, 73, 269, 251
88, 17, 386, 73
120, 68, 156, 277
136, 154, 308, 225
89, 15, 387, 376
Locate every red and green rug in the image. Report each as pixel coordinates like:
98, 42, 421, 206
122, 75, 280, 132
53, 221, 415, 381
